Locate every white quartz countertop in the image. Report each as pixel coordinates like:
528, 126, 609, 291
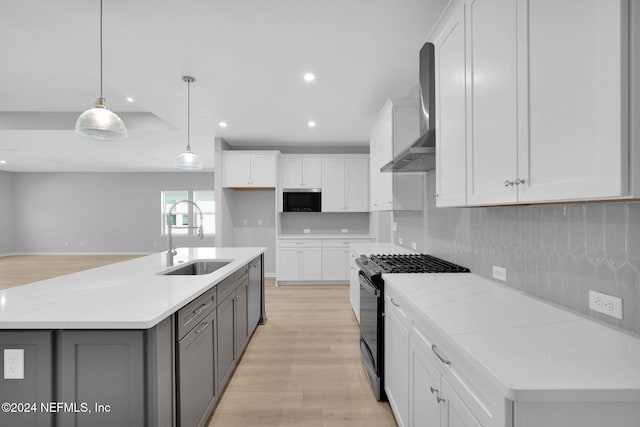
349, 242, 416, 256
277, 234, 374, 240
382, 273, 640, 402
0, 247, 265, 330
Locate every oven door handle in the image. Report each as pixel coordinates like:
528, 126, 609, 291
359, 274, 380, 297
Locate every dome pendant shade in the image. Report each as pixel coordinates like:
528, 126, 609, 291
75, 97, 128, 140
175, 149, 202, 170
175, 75, 202, 170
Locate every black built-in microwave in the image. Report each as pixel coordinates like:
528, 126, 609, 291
283, 189, 321, 212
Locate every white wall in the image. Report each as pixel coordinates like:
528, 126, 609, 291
12, 172, 214, 253
0, 171, 15, 254
228, 189, 276, 274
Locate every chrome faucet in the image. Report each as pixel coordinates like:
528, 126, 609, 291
166, 199, 204, 266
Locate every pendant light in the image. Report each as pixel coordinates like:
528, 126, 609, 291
175, 76, 202, 170
75, 0, 127, 140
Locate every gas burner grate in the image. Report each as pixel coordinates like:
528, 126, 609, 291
369, 254, 470, 273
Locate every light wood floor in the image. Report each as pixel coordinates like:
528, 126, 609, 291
0, 254, 144, 291
0, 255, 397, 427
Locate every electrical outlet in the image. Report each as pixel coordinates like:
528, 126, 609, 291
303, 229, 311, 234
398, 237, 403, 245
242, 219, 248, 226
341, 228, 349, 233
4, 349, 24, 380
258, 219, 263, 226
411, 242, 417, 250
392, 222, 398, 232
492, 266, 507, 282
589, 290, 623, 319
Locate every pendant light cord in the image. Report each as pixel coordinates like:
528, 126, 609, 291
187, 79, 191, 151
100, 0, 103, 98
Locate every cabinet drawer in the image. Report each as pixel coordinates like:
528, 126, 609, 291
411, 321, 510, 427
216, 265, 248, 305
384, 288, 412, 331
277, 240, 322, 248
177, 287, 216, 340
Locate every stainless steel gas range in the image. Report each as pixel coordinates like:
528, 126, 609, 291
355, 254, 469, 401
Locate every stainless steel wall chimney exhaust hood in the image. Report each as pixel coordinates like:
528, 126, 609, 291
381, 42, 435, 173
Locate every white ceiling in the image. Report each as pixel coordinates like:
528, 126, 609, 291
0, 0, 446, 172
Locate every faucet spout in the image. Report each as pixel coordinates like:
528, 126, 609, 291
166, 199, 205, 266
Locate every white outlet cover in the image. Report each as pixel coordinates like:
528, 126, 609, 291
589, 290, 623, 319
411, 242, 417, 250
492, 266, 507, 282
303, 229, 311, 234
4, 348, 24, 379
398, 237, 403, 245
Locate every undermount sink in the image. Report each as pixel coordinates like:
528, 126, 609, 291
161, 260, 230, 276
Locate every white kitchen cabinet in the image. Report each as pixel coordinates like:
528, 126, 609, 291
465, 0, 518, 205
369, 99, 420, 211
349, 249, 360, 322
433, 1, 467, 207
222, 151, 279, 188
515, 0, 629, 203
409, 326, 482, 427
276, 240, 322, 283
409, 329, 441, 427
281, 156, 322, 189
432, 0, 631, 206
322, 157, 369, 212
385, 291, 411, 427
321, 246, 349, 281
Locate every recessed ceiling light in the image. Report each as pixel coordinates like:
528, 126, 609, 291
126, 97, 134, 103
0, 160, 6, 164
218, 122, 228, 128
303, 72, 316, 82
307, 120, 316, 128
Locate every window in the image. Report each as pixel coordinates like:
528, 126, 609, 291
161, 190, 215, 235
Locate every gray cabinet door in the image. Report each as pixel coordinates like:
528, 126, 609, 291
217, 293, 236, 390
56, 331, 144, 427
178, 309, 217, 427
0, 331, 53, 427
235, 281, 249, 355
247, 256, 263, 330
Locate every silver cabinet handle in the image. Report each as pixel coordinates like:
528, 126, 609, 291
504, 180, 514, 187
437, 396, 446, 404
390, 298, 400, 307
433, 193, 439, 198
431, 344, 451, 366
430, 386, 438, 394
514, 178, 526, 185
194, 321, 209, 335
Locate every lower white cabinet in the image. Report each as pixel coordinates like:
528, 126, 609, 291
277, 241, 322, 282
385, 291, 411, 427
387, 285, 487, 427
277, 238, 373, 284
409, 327, 481, 427
349, 249, 360, 322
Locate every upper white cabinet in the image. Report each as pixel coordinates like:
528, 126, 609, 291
369, 99, 420, 211
465, 0, 518, 205
433, 1, 468, 208
281, 156, 322, 189
322, 156, 369, 212
432, 0, 633, 206
222, 151, 279, 188
516, 0, 629, 203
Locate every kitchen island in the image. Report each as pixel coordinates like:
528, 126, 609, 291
0, 247, 266, 427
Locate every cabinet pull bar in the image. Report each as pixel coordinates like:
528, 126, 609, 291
390, 298, 400, 307
431, 344, 451, 366
430, 386, 438, 394
194, 321, 209, 335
